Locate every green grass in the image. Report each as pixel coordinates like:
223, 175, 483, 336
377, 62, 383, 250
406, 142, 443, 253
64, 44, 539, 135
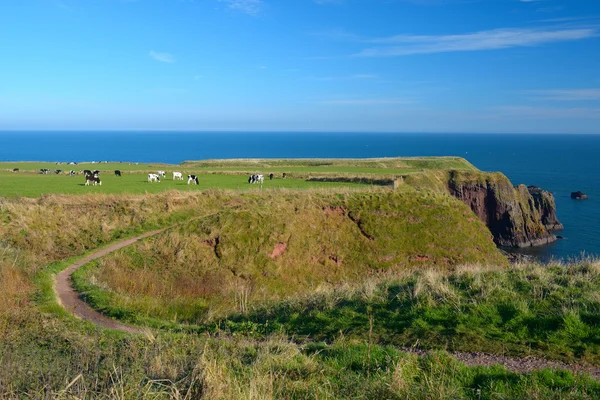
3, 184, 600, 398
0, 157, 480, 198
73, 190, 506, 327
0, 170, 373, 197
217, 260, 600, 365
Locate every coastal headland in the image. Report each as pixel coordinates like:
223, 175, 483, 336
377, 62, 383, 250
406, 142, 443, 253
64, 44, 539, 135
4, 156, 597, 399
1, 156, 562, 248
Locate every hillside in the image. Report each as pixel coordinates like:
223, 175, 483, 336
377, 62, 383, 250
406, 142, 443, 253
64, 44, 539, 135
0, 157, 589, 399
73, 190, 506, 326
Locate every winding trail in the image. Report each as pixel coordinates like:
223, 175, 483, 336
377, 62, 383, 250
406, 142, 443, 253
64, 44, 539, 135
54, 227, 171, 334
53, 227, 600, 378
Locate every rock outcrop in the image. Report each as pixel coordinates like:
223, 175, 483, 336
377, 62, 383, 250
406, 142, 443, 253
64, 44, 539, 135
571, 191, 588, 200
528, 186, 564, 231
447, 171, 562, 248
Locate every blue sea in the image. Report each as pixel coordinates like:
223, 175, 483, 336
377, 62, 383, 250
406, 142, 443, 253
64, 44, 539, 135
1, 131, 598, 261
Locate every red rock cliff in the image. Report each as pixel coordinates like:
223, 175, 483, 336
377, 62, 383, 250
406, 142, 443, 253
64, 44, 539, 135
447, 171, 562, 248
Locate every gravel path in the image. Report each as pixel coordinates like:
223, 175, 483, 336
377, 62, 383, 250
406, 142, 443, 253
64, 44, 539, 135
399, 348, 600, 379
53, 228, 600, 378
54, 227, 170, 334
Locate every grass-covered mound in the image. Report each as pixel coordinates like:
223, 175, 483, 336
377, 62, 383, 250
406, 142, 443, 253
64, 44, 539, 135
74, 190, 506, 325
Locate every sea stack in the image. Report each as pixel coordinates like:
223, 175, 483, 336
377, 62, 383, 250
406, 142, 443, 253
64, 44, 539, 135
571, 191, 589, 200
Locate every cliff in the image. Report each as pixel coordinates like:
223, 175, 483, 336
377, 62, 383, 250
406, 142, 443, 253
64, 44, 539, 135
447, 170, 562, 248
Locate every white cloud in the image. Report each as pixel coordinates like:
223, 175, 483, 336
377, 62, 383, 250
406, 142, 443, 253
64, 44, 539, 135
149, 51, 175, 63
219, 0, 263, 16
526, 89, 600, 101
356, 27, 597, 56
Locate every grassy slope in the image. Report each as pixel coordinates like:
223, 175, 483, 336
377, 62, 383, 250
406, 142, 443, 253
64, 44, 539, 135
219, 261, 600, 365
73, 190, 505, 326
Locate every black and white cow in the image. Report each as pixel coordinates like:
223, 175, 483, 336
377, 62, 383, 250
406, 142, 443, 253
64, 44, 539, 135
85, 175, 101, 186
157, 170, 166, 178
39, 169, 49, 174
69, 170, 76, 176
55, 170, 62, 174
148, 173, 161, 183
12, 168, 19, 173
282, 172, 287, 179
82, 169, 92, 176
92, 170, 100, 176
114, 170, 122, 177
269, 173, 274, 180
187, 175, 199, 185
248, 174, 264, 184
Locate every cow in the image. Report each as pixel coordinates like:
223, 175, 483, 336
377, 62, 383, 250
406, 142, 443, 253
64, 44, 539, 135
187, 175, 199, 185
85, 175, 101, 186
114, 170, 122, 177
12, 168, 19, 173
173, 171, 183, 180
83, 169, 92, 176
69, 170, 76, 176
282, 172, 287, 179
269, 173, 274, 180
248, 174, 264, 184
148, 173, 161, 183
92, 170, 100, 176
55, 170, 62, 174
157, 170, 166, 178
39, 169, 49, 174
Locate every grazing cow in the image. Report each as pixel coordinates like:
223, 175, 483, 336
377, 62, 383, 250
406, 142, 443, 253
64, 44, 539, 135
148, 173, 161, 183
157, 170, 166, 178
269, 173, 274, 180
187, 175, 199, 185
248, 174, 264, 184
69, 170, 76, 176
83, 169, 92, 176
173, 171, 183, 180
12, 168, 19, 173
282, 173, 287, 179
55, 170, 62, 174
85, 175, 101, 186
39, 168, 49, 174
114, 170, 122, 177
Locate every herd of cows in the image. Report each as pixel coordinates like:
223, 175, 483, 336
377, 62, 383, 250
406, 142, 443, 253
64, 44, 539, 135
12, 167, 288, 187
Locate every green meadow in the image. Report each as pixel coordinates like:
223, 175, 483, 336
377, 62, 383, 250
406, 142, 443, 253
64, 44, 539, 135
0, 157, 476, 197
0, 170, 369, 197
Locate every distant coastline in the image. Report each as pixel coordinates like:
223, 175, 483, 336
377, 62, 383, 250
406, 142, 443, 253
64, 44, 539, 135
0, 131, 598, 260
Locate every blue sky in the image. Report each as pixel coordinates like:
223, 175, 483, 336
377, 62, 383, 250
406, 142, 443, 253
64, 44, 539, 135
1, 0, 599, 133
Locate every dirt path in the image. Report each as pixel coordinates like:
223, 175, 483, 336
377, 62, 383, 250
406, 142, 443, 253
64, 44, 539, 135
54, 227, 171, 334
400, 347, 600, 379
54, 227, 600, 378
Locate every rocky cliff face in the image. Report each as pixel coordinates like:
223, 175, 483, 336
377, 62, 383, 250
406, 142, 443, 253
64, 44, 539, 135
447, 171, 562, 248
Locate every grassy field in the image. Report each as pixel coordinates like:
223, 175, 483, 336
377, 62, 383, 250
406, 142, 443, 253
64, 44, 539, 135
0, 157, 477, 198
2, 158, 599, 398
0, 170, 379, 197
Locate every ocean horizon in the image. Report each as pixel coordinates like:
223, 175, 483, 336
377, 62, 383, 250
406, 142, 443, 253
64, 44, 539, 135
1, 131, 598, 261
